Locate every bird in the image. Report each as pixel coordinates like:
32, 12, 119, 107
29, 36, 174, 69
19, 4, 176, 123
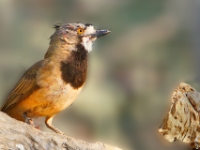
0, 23, 110, 134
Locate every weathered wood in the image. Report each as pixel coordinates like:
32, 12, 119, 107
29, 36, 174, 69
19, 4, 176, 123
0, 112, 122, 150
159, 82, 200, 149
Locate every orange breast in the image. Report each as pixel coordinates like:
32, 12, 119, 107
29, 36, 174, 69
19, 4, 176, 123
6, 84, 82, 121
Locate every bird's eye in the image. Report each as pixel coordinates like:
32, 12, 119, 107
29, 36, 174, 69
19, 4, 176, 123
77, 28, 84, 35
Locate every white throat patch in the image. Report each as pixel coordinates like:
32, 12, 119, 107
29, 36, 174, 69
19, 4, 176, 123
82, 37, 93, 52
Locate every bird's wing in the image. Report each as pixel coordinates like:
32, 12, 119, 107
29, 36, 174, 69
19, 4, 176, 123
0, 60, 44, 111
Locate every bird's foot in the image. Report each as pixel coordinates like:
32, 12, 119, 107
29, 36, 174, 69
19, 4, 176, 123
23, 113, 40, 129
57, 131, 66, 136
26, 117, 40, 129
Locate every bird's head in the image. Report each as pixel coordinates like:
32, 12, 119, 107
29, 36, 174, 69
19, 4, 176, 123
50, 23, 110, 52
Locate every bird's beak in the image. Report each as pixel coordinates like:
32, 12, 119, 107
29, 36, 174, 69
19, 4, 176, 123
94, 29, 111, 38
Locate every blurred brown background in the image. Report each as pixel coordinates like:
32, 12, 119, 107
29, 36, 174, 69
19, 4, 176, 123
0, 0, 199, 150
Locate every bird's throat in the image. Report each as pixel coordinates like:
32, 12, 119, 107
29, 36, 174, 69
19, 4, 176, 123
81, 36, 93, 52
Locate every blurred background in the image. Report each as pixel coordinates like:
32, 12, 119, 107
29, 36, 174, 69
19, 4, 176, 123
0, 0, 200, 149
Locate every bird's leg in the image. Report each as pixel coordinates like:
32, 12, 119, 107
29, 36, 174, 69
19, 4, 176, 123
23, 112, 39, 129
45, 116, 65, 135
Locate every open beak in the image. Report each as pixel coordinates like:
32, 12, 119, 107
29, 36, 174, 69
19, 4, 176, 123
94, 29, 111, 38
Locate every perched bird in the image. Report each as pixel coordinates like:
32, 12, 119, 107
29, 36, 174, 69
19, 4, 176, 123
0, 23, 110, 134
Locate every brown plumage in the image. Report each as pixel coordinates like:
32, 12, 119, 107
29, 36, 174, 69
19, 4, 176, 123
0, 23, 110, 134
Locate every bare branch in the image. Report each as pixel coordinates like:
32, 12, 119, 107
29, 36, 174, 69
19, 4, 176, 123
0, 112, 123, 150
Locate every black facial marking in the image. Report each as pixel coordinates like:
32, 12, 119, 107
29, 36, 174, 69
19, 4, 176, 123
60, 44, 88, 89
85, 23, 93, 27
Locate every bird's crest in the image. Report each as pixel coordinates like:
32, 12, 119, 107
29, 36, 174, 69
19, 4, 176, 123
53, 24, 62, 30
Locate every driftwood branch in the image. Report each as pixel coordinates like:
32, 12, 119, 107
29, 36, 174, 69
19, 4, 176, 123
159, 82, 200, 149
0, 112, 123, 150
